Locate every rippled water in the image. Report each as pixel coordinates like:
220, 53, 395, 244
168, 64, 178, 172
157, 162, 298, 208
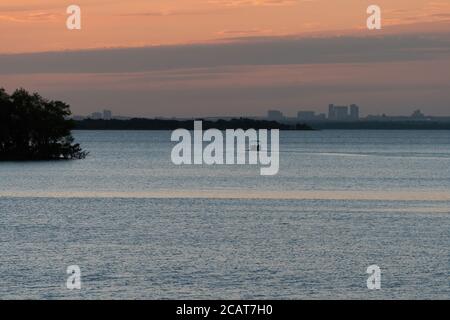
0, 130, 449, 299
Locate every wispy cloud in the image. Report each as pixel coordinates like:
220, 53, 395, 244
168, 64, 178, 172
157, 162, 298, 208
118, 8, 224, 17
0, 11, 60, 23
217, 28, 273, 36
1, 32, 450, 75
208, 0, 298, 7
384, 1, 450, 26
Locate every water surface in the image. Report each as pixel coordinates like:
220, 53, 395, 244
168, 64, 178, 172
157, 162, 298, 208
0, 130, 449, 299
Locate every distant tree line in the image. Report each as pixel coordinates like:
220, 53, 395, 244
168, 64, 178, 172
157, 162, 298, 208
0, 88, 87, 160
310, 121, 450, 130
74, 118, 313, 131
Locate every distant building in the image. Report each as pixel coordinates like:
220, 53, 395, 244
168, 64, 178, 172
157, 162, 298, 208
90, 112, 102, 120
267, 110, 284, 121
328, 104, 335, 120
328, 104, 360, 121
297, 111, 327, 121
335, 106, 349, 120
112, 115, 132, 120
72, 115, 85, 121
297, 111, 316, 120
350, 104, 360, 120
411, 109, 425, 119
103, 109, 112, 120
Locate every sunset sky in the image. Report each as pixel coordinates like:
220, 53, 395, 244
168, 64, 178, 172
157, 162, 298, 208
1, 0, 450, 117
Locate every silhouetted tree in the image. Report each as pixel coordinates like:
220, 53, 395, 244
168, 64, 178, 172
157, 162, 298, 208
0, 88, 87, 160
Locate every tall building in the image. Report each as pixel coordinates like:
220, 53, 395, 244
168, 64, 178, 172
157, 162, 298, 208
411, 109, 425, 119
72, 115, 85, 121
298, 111, 326, 121
328, 104, 336, 120
103, 109, 112, 120
267, 110, 284, 121
334, 106, 349, 120
350, 104, 360, 120
297, 111, 316, 121
90, 112, 102, 120
328, 104, 360, 121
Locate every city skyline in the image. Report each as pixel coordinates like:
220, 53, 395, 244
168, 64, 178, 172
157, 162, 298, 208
77, 105, 449, 121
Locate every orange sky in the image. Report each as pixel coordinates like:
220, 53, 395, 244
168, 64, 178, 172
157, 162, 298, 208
1, 0, 450, 53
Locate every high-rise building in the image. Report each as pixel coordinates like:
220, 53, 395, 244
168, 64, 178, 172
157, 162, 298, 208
350, 104, 360, 120
334, 106, 349, 121
267, 110, 284, 121
411, 109, 425, 119
297, 111, 316, 120
103, 109, 112, 120
328, 104, 336, 120
328, 104, 360, 121
90, 112, 102, 120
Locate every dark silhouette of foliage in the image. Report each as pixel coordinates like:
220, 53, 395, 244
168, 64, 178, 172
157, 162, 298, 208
0, 88, 87, 160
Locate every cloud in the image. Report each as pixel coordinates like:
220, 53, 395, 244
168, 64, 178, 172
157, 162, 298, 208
217, 28, 273, 36
1, 32, 450, 75
383, 1, 450, 26
431, 13, 450, 18
208, 0, 298, 7
117, 0, 300, 17
6, 58, 449, 117
118, 8, 224, 17
0, 11, 60, 23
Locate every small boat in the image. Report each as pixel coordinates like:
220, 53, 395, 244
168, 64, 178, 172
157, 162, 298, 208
248, 140, 261, 152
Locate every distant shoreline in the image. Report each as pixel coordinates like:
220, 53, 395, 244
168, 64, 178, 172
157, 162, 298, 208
305, 121, 450, 130
73, 118, 314, 131
73, 118, 450, 130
